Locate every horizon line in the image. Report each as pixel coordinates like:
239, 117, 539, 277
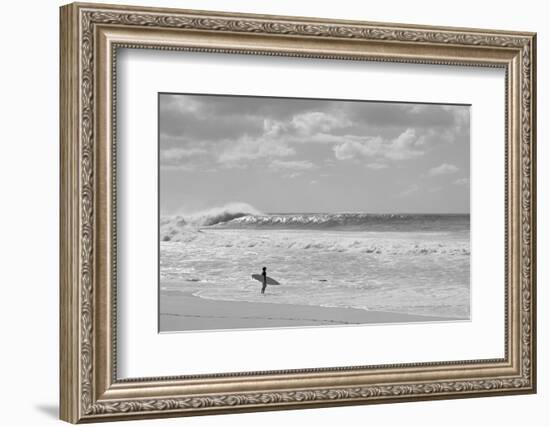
160, 211, 471, 216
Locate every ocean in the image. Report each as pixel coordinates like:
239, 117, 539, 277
160, 208, 470, 320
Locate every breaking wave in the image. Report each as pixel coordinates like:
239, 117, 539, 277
160, 204, 469, 242
215, 212, 470, 233
160, 202, 262, 241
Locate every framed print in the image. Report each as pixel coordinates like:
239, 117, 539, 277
59, 2, 537, 423
158, 94, 471, 333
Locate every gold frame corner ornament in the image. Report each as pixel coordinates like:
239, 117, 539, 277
60, 2, 536, 423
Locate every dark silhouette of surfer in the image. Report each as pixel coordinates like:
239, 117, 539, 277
261, 267, 267, 294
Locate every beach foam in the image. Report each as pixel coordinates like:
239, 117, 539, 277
160, 227, 469, 256
160, 227, 470, 319
160, 208, 470, 319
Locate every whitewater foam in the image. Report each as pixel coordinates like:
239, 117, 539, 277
161, 208, 469, 242
161, 228, 469, 255
159, 206, 470, 319
161, 202, 263, 241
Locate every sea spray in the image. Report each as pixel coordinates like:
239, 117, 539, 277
161, 202, 262, 241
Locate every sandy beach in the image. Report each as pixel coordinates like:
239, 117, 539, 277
160, 291, 459, 332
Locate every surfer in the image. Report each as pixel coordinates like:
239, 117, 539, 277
261, 267, 267, 294
251, 270, 279, 291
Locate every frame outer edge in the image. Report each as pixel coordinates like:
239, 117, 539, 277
60, 2, 537, 422
529, 33, 536, 393
68, 1, 536, 37
60, 3, 81, 424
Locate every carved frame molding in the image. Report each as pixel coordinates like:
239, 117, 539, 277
60, 2, 536, 423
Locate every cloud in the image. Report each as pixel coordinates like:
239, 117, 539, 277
366, 162, 388, 170
160, 93, 469, 144
454, 177, 469, 185
344, 102, 469, 132
333, 137, 382, 160
160, 147, 207, 170
160, 147, 206, 161
429, 163, 459, 176
217, 134, 295, 165
216, 116, 426, 166
291, 111, 351, 134
269, 159, 316, 179
269, 159, 315, 171
160, 94, 265, 141
160, 94, 203, 115
332, 129, 424, 161
398, 184, 420, 197
159, 94, 469, 179
385, 128, 424, 160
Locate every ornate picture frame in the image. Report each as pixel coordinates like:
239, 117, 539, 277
60, 2, 536, 423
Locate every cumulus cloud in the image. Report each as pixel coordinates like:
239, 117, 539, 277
398, 184, 420, 197
160, 147, 205, 161
160, 94, 203, 116
160, 147, 207, 170
212, 116, 423, 166
385, 128, 424, 160
217, 135, 295, 165
332, 129, 424, 161
269, 159, 316, 171
333, 136, 382, 160
366, 162, 388, 170
454, 177, 469, 185
158, 94, 470, 203
429, 163, 459, 176
291, 111, 351, 134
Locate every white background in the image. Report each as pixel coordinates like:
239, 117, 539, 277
0, 0, 546, 426
118, 50, 504, 377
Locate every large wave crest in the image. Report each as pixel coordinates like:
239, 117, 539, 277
161, 202, 261, 241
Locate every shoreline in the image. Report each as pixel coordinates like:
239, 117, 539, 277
160, 291, 464, 332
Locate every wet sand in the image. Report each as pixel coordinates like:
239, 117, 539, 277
160, 291, 458, 332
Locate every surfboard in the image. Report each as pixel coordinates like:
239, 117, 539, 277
251, 274, 280, 286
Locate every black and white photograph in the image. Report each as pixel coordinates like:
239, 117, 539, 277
158, 93, 471, 332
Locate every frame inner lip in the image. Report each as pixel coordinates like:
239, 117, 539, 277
109, 41, 511, 384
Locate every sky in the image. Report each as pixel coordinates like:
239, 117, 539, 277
159, 93, 470, 215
